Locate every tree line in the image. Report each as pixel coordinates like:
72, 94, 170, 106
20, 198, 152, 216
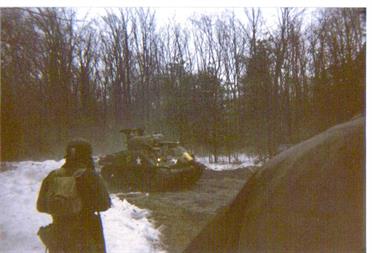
1, 7, 365, 161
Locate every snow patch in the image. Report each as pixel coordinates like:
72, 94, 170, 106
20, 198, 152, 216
102, 195, 164, 253
197, 154, 261, 171
0, 160, 164, 253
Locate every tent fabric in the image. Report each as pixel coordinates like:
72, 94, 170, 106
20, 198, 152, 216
184, 116, 365, 253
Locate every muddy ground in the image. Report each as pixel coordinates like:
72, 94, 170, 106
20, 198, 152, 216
117, 167, 258, 253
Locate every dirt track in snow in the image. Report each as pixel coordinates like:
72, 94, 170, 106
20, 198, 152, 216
117, 167, 258, 253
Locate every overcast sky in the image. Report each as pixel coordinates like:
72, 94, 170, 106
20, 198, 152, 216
1, 0, 367, 8
2, 0, 366, 29
75, 7, 279, 25
73, 7, 318, 37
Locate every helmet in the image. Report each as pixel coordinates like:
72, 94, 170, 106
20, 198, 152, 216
65, 138, 92, 161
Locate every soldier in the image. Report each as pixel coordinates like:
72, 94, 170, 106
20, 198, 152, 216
37, 139, 111, 253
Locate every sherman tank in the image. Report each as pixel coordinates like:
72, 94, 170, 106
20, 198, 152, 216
99, 128, 205, 191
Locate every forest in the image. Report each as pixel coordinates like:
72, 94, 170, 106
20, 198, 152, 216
1, 7, 366, 161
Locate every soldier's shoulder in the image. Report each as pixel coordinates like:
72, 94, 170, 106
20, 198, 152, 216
45, 167, 65, 178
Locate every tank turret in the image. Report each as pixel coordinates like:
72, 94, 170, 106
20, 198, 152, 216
99, 129, 204, 191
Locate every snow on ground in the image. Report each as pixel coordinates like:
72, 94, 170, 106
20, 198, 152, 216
0, 160, 164, 253
197, 154, 262, 171
102, 196, 163, 253
0, 154, 261, 252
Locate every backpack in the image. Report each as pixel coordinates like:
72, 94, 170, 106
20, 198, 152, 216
44, 168, 83, 216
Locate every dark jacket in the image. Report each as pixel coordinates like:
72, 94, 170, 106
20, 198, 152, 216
37, 162, 111, 253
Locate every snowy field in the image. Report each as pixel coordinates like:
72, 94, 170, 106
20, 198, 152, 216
0, 154, 260, 253
197, 154, 261, 171
0, 160, 164, 253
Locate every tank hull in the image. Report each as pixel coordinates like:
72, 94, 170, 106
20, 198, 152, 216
99, 152, 204, 192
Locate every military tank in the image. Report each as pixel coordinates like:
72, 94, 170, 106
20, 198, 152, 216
99, 128, 205, 191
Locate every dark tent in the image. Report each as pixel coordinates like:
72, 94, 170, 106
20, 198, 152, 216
184, 116, 365, 253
